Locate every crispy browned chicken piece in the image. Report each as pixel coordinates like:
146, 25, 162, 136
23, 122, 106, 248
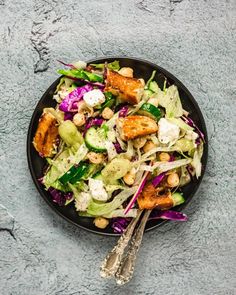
33, 112, 59, 158
137, 183, 173, 210
117, 115, 158, 141
105, 69, 144, 105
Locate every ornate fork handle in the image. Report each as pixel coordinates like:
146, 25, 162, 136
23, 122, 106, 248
100, 210, 143, 278
115, 210, 151, 285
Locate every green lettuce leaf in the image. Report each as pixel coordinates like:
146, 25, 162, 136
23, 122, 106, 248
87, 187, 137, 216
90, 60, 120, 71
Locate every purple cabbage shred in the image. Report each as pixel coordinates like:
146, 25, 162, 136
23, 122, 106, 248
113, 141, 124, 153
111, 217, 131, 234
118, 105, 129, 117
57, 60, 75, 68
59, 84, 93, 113
64, 112, 74, 121
48, 187, 73, 206
152, 172, 166, 187
149, 210, 188, 221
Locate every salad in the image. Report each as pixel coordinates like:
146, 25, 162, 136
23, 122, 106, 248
33, 60, 204, 233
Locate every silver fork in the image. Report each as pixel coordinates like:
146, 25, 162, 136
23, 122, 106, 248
115, 209, 151, 285
100, 210, 143, 278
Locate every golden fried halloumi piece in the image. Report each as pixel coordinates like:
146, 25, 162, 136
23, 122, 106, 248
137, 183, 173, 210
117, 115, 158, 141
33, 112, 59, 157
105, 69, 144, 105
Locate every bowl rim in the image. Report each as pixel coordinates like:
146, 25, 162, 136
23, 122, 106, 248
27, 56, 208, 236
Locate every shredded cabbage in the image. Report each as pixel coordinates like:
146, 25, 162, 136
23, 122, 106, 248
145, 70, 156, 89
68, 143, 88, 165
104, 140, 117, 161
120, 140, 135, 160
140, 158, 192, 173
167, 118, 194, 131
192, 142, 203, 178
155, 85, 183, 118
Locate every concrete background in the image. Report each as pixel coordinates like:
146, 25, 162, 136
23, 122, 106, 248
0, 0, 235, 294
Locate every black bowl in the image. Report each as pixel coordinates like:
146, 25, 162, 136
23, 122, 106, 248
27, 57, 208, 236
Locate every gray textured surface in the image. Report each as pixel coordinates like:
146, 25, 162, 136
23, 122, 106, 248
0, 0, 236, 294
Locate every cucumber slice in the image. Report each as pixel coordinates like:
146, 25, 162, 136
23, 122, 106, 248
138, 103, 161, 121
171, 192, 185, 206
149, 81, 159, 93
85, 126, 107, 153
69, 163, 90, 184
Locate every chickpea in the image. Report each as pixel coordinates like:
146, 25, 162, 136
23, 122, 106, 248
159, 152, 171, 162
148, 97, 159, 107
94, 217, 109, 229
133, 137, 147, 149
118, 67, 133, 78
73, 113, 86, 127
123, 171, 136, 186
87, 152, 105, 164
167, 173, 180, 187
102, 107, 114, 120
143, 140, 156, 153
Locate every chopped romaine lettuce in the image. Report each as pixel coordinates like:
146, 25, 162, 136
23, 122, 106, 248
58, 68, 103, 82
90, 60, 120, 71
155, 85, 183, 118
87, 187, 137, 216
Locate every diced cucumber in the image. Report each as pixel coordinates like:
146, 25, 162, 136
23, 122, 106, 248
171, 192, 185, 206
149, 81, 159, 93
59, 163, 89, 185
138, 103, 161, 121
69, 164, 90, 184
85, 126, 107, 153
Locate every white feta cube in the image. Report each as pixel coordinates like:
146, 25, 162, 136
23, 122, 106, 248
158, 118, 180, 144
88, 178, 109, 201
74, 192, 92, 211
83, 89, 105, 107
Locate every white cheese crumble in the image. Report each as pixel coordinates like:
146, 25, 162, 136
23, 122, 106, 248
74, 192, 92, 211
88, 178, 109, 201
83, 89, 105, 107
158, 118, 180, 144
